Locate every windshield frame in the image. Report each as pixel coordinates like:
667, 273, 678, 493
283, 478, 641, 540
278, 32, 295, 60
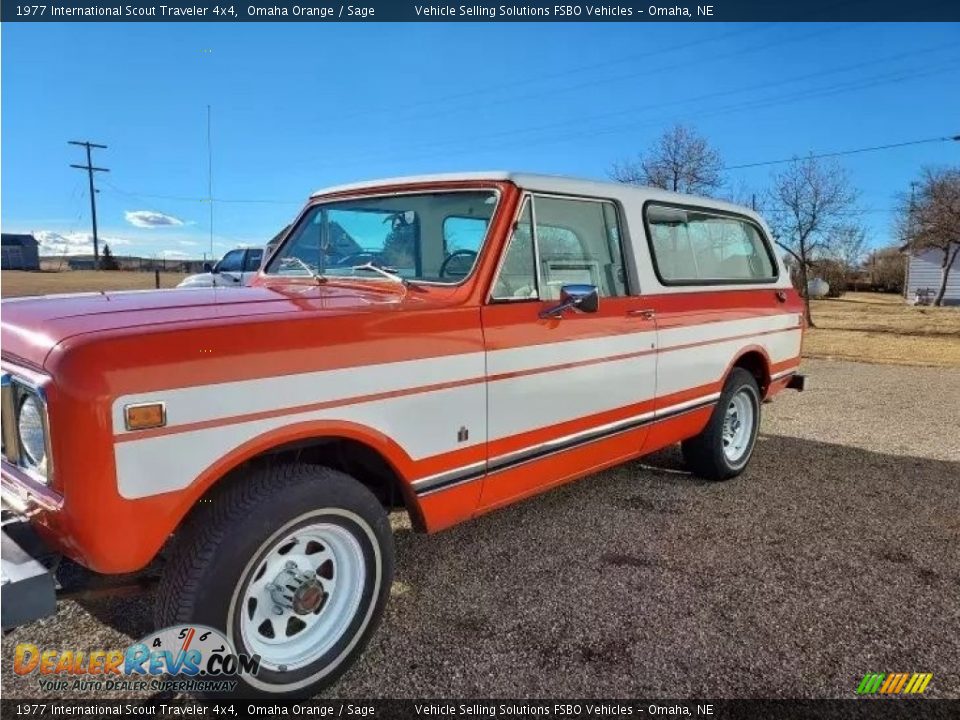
264, 187, 503, 287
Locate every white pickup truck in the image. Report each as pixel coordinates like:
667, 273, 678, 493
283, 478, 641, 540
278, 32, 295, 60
177, 247, 265, 288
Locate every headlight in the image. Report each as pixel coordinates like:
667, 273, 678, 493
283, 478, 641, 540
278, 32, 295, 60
17, 392, 47, 468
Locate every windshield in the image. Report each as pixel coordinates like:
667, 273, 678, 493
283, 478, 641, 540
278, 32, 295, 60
266, 190, 499, 284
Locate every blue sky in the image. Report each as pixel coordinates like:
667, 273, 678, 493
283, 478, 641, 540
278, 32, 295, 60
2, 22, 958, 260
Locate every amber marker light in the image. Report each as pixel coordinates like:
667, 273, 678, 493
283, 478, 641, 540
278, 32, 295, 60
124, 402, 166, 431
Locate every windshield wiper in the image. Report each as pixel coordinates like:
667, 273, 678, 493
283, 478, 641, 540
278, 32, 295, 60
278, 256, 326, 284
349, 261, 407, 285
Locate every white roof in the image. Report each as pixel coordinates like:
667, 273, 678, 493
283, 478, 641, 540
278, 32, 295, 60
311, 171, 514, 196
310, 171, 757, 220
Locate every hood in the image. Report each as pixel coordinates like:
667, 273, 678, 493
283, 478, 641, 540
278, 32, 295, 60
0, 283, 413, 370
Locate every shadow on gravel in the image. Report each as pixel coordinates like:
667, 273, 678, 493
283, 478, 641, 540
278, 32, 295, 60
370, 433, 960, 699
73, 591, 156, 641
3, 433, 958, 700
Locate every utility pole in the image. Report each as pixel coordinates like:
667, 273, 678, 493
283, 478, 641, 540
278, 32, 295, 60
69, 141, 109, 270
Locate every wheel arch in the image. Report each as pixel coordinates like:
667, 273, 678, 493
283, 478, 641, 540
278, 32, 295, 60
164, 421, 427, 549
729, 346, 772, 397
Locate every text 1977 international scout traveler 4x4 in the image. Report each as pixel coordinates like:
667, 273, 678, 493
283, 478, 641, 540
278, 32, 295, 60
0, 172, 804, 696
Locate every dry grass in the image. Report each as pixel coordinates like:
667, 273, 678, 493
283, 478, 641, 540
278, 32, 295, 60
3, 275, 956, 367
1, 270, 189, 298
804, 292, 960, 367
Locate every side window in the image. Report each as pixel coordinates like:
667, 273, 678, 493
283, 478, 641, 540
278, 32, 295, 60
217, 249, 245, 273
646, 205, 776, 284
533, 196, 627, 300
491, 200, 537, 300
244, 248, 264, 271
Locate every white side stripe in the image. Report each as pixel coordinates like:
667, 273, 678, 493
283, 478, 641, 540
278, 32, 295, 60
111, 314, 802, 499
114, 383, 485, 499
112, 351, 486, 434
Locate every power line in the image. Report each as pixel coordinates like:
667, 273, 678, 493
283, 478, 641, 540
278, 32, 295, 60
723, 135, 960, 171
68, 140, 108, 270
421, 25, 862, 128
101, 129, 957, 215
101, 179, 299, 206
335, 23, 871, 132
331, 42, 956, 169
95, 43, 954, 210
91, 94, 957, 221
334, 23, 776, 125
332, 59, 958, 171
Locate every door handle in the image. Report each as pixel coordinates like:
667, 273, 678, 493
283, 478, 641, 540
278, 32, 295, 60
628, 308, 656, 320
776, 291, 787, 303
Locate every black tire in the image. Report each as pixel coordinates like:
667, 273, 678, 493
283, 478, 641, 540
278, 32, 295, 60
681, 368, 761, 481
155, 463, 394, 699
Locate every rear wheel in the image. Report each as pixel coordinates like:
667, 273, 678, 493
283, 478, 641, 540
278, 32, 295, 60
681, 368, 761, 481
156, 463, 394, 698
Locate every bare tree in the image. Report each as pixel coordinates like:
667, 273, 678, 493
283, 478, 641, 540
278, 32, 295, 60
610, 124, 723, 196
720, 178, 760, 211
765, 156, 859, 327
898, 167, 960, 306
830, 224, 868, 288
866, 246, 907, 294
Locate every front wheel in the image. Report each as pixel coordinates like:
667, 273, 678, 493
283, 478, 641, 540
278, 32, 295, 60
155, 463, 394, 698
681, 368, 761, 481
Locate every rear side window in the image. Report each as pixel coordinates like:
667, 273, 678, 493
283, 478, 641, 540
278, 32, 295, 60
645, 204, 776, 284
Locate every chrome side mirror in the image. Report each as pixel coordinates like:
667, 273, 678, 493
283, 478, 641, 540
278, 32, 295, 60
539, 284, 600, 319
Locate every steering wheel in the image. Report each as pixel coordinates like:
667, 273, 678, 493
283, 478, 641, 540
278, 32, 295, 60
439, 249, 478, 279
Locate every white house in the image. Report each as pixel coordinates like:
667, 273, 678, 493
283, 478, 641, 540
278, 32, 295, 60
903, 241, 960, 306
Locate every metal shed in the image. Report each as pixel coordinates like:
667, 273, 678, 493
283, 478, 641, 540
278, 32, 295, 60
1, 234, 41, 270
903, 242, 960, 306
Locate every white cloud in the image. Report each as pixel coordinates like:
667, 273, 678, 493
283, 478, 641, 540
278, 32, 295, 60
124, 210, 185, 228
178, 240, 199, 246
159, 250, 189, 259
35, 231, 131, 256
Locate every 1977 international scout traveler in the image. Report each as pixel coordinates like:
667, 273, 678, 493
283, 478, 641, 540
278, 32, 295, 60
1, 172, 804, 696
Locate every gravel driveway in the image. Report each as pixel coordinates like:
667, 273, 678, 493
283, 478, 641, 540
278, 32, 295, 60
4, 359, 959, 699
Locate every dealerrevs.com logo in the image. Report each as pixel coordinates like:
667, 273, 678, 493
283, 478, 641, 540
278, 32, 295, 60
13, 625, 260, 693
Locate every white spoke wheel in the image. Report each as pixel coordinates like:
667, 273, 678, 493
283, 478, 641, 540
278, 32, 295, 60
238, 522, 367, 672
156, 464, 395, 699
681, 367, 761, 481
721, 390, 755, 464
